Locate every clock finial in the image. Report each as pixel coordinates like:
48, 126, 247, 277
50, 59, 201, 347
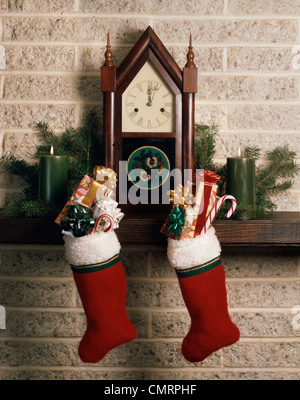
104, 32, 114, 67
185, 34, 196, 69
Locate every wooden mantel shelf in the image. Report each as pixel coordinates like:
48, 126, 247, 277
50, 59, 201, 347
0, 212, 299, 247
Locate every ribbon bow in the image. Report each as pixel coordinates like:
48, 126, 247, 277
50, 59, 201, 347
61, 204, 95, 237
167, 206, 185, 238
93, 199, 124, 231
93, 165, 117, 189
168, 182, 194, 205
195, 169, 221, 184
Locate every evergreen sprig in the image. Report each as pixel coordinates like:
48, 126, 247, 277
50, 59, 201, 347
255, 146, 299, 214
0, 110, 101, 218
194, 126, 299, 216
194, 124, 218, 171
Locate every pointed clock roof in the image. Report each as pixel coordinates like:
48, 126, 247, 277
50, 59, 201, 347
116, 26, 182, 91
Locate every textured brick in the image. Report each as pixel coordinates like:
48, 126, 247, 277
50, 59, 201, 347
228, 47, 295, 72
2, 132, 41, 161
3, 17, 146, 43
99, 340, 221, 368
228, 106, 300, 131
0, 105, 76, 130
224, 342, 300, 367
0, 280, 75, 307
150, 250, 174, 278
0, 0, 299, 382
232, 311, 300, 338
152, 311, 190, 337
80, 0, 224, 15
228, 281, 300, 308
1, 368, 299, 380
79, 45, 223, 72
222, 250, 299, 278
0, 310, 84, 338
4, 46, 76, 71
3, 75, 100, 101
0, 0, 75, 13
228, 0, 300, 15
0, 249, 70, 277
154, 19, 298, 44
121, 249, 150, 277
161, 46, 225, 71
195, 106, 227, 130
197, 76, 298, 101
127, 280, 183, 308
0, 340, 76, 366
216, 132, 300, 160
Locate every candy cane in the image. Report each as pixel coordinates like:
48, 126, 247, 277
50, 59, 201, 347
93, 213, 114, 233
200, 195, 237, 236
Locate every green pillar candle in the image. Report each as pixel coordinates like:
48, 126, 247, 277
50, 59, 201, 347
227, 151, 256, 220
39, 147, 68, 207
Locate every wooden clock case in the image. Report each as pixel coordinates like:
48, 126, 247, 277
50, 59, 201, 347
101, 26, 197, 216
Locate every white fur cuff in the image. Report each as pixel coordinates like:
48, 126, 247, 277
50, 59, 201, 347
63, 231, 121, 266
167, 227, 221, 270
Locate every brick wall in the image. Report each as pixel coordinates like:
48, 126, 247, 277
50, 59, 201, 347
0, 245, 299, 379
0, 0, 299, 380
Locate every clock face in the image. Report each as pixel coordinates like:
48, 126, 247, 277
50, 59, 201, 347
122, 61, 175, 133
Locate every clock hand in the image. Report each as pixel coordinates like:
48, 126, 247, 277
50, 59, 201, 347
147, 83, 152, 106
150, 83, 159, 104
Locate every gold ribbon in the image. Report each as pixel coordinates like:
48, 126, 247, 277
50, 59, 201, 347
168, 182, 194, 205
93, 165, 117, 189
80, 180, 103, 208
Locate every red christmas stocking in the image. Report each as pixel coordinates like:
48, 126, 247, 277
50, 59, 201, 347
167, 227, 240, 363
64, 231, 137, 363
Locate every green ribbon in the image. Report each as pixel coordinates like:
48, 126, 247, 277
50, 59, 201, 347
167, 205, 185, 237
61, 204, 95, 237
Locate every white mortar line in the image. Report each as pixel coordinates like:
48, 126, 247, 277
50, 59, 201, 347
1, 70, 300, 77
0, 275, 299, 283
1, 306, 298, 313
1, 12, 300, 20
0, 336, 298, 343
2, 41, 300, 49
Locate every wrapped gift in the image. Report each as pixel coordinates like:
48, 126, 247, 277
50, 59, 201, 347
161, 170, 221, 240
55, 174, 113, 226
192, 170, 220, 237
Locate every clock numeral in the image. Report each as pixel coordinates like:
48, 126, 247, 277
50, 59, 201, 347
137, 117, 144, 126
127, 102, 135, 107
162, 93, 170, 98
162, 110, 172, 118
164, 102, 172, 107
129, 111, 137, 119
156, 118, 162, 127
136, 83, 143, 92
128, 94, 137, 99
147, 119, 152, 129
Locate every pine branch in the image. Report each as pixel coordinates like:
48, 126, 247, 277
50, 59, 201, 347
257, 146, 298, 187
0, 154, 39, 196
243, 146, 261, 159
2, 199, 59, 218
194, 124, 218, 171
35, 122, 60, 150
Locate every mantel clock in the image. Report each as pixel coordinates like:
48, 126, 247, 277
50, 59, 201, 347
101, 26, 197, 215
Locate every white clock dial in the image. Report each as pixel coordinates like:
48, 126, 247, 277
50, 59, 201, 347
122, 61, 175, 133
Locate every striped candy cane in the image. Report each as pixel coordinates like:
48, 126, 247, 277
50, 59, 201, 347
93, 213, 114, 233
200, 195, 237, 236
